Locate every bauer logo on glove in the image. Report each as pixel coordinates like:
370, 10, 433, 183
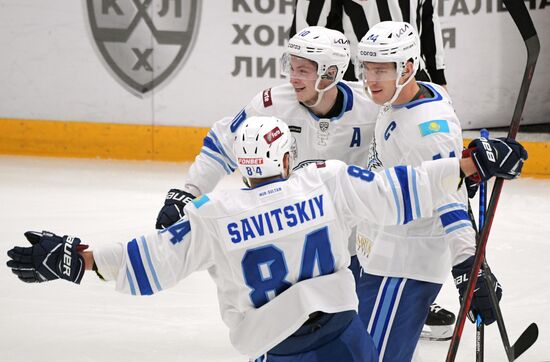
463, 137, 528, 183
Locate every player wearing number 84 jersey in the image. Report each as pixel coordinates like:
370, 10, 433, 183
93, 117, 479, 360
7, 117, 526, 361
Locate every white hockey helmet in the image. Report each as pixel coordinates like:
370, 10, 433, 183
281, 26, 350, 93
233, 116, 293, 182
356, 21, 420, 105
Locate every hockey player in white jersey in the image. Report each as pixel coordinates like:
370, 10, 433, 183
156, 26, 378, 241
6, 117, 526, 361
156, 26, 379, 322
353, 21, 526, 360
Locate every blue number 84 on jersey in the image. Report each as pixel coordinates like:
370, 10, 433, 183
241, 226, 335, 308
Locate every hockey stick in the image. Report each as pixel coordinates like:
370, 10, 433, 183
445, 0, 540, 361
481, 261, 539, 361
475, 129, 489, 362
466, 201, 538, 362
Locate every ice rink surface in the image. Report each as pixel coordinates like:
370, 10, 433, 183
1, 155, 549, 361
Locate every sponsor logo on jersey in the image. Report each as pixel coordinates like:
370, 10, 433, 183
419, 119, 450, 137
84, 0, 201, 96
238, 157, 264, 165
262, 88, 273, 107
264, 127, 282, 144
315, 161, 326, 168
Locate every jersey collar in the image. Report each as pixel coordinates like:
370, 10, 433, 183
307, 82, 354, 121
393, 82, 443, 110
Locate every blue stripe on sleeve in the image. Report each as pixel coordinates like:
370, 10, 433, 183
201, 149, 233, 174
384, 169, 401, 225
411, 168, 421, 219
203, 136, 222, 155
394, 166, 413, 224
209, 131, 237, 168
440, 209, 470, 228
446, 222, 472, 233
230, 109, 247, 133
127, 239, 153, 296
140, 236, 162, 292
437, 203, 467, 213
126, 268, 136, 295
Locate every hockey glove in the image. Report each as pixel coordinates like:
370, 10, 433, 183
464, 176, 480, 199
7, 231, 87, 284
463, 137, 528, 183
452, 256, 502, 325
155, 188, 195, 229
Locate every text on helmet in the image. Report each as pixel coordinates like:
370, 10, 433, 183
360, 50, 377, 57
264, 127, 282, 144
396, 24, 411, 38
366, 34, 379, 43
334, 38, 350, 45
238, 157, 264, 165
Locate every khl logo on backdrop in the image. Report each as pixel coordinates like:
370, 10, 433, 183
85, 0, 201, 96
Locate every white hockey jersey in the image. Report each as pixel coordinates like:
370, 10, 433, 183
358, 82, 476, 284
183, 81, 379, 196
94, 158, 461, 358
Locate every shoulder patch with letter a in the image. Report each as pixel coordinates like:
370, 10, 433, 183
419, 120, 449, 137
262, 88, 272, 107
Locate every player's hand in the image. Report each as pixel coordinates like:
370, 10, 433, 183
155, 189, 195, 229
464, 137, 528, 183
7, 231, 87, 284
452, 256, 502, 325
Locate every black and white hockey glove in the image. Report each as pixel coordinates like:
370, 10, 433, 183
463, 137, 528, 183
155, 188, 195, 229
452, 256, 502, 325
6, 231, 87, 284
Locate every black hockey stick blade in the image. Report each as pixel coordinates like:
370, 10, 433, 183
511, 323, 538, 360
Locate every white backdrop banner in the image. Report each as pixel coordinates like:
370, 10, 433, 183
0, 0, 548, 129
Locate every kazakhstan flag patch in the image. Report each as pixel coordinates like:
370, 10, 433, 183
419, 120, 449, 136
192, 194, 210, 208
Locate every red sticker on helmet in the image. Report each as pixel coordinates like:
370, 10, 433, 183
238, 158, 264, 165
264, 127, 282, 144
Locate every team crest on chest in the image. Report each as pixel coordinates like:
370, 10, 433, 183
317, 119, 330, 146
